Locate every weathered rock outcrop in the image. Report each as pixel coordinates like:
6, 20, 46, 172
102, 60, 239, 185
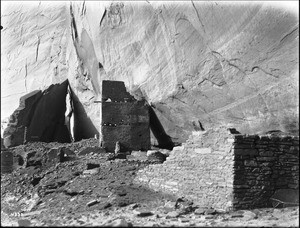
3, 90, 42, 147
1, 2, 299, 145
3, 80, 71, 147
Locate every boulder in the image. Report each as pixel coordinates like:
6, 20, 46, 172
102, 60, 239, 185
147, 151, 167, 163
43, 148, 65, 164
103, 218, 132, 227
83, 168, 99, 175
86, 200, 99, 207
24, 147, 75, 168
128, 151, 148, 161
166, 211, 179, 218
164, 201, 177, 209
194, 207, 207, 215
86, 163, 100, 170
115, 153, 127, 159
78, 147, 106, 156
133, 209, 154, 217
242, 210, 258, 220
61, 147, 77, 161
25, 151, 41, 167
270, 189, 299, 207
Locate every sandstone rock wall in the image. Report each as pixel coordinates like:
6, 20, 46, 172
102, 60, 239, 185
1, 1, 299, 144
3, 80, 71, 148
1, 1, 69, 119
26, 80, 70, 143
3, 90, 42, 147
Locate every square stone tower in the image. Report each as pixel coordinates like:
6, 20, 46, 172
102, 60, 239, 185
100, 80, 150, 152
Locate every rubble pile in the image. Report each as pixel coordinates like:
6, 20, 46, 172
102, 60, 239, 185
1, 137, 299, 227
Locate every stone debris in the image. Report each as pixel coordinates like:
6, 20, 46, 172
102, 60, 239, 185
107, 153, 116, 161
82, 168, 99, 175
114, 141, 121, 154
164, 201, 177, 209
166, 211, 179, 218
194, 207, 207, 215
135, 127, 299, 211
128, 203, 139, 210
230, 211, 244, 218
242, 210, 258, 220
204, 214, 215, 219
128, 151, 148, 161
78, 147, 106, 156
114, 153, 127, 159
178, 217, 190, 223
103, 218, 132, 227
158, 149, 172, 157
204, 208, 216, 215
86, 200, 99, 207
146, 150, 158, 156
1, 135, 299, 227
147, 151, 166, 163
17, 219, 32, 227
86, 163, 100, 170
133, 209, 154, 217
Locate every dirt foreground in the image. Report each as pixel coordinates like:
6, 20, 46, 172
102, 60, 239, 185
1, 139, 299, 227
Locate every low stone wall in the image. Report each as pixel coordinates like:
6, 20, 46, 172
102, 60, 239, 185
135, 128, 236, 211
134, 127, 299, 211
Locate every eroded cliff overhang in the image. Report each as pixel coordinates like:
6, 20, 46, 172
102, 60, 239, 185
1, 2, 299, 145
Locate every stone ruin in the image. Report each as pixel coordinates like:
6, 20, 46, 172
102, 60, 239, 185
1, 80, 299, 211
135, 127, 299, 211
100, 80, 150, 152
1, 79, 151, 152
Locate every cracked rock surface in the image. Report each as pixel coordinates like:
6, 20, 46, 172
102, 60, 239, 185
1, 2, 299, 144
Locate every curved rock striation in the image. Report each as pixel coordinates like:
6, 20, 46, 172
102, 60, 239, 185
1, 1, 299, 145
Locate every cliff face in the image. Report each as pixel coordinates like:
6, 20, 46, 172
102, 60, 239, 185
1, 1, 299, 144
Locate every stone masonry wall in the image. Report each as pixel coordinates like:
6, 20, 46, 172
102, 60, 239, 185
135, 127, 236, 211
135, 127, 299, 211
232, 134, 299, 209
101, 80, 150, 152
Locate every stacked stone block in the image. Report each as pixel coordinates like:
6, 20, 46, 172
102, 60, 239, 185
135, 127, 299, 211
101, 80, 150, 152
135, 128, 236, 211
233, 134, 299, 209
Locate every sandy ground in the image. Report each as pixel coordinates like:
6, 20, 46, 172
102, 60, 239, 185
1, 139, 299, 227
